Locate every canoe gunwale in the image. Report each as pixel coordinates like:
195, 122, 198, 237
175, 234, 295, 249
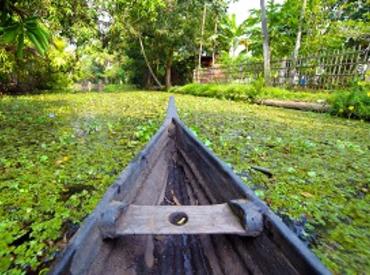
51, 102, 175, 274
169, 105, 329, 275
50, 96, 330, 275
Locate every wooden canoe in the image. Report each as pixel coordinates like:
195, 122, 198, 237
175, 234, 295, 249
51, 97, 330, 275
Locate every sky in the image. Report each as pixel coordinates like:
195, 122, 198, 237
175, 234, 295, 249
228, 0, 286, 24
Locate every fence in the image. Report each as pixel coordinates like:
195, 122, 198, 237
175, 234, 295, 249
193, 46, 370, 89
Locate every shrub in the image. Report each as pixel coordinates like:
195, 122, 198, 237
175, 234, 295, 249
170, 82, 263, 102
330, 86, 370, 120
169, 82, 331, 103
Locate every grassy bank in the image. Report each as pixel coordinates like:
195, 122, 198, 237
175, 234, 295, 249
170, 83, 370, 120
0, 92, 369, 273
170, 83, 331, 102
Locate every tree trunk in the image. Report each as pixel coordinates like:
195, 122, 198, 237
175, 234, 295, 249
198, 4, 207, 69
212, 20, 218, 66
260, 0, 271, 86
138, 35, 163, 89
293, 0, 307, 61
291, 0, 307, 84
165, 51, 173, 89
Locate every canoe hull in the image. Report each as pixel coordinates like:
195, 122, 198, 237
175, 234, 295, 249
50, 97, 329, 275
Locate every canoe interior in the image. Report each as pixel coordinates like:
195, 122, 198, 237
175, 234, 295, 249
51, 99, 328, 275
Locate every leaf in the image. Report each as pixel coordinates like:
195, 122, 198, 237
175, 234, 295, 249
26, 31, 45, 56
204, 139, 212, 147
40, 155, 49, 162
301, 192, 314, 198
1, 23, 20, 43
29, 27, 49, 50
55, 156, 69, 165
255, 190, 265, 199
287, 167, 296, 173
16, 31, 24, 59
307, 171, 316, 177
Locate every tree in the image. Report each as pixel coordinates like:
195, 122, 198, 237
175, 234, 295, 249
0, 0, 102, 93
198, 4, 207, 70
260, 0, 271, 85
0, 1, 50, 59
108, 0, 228, 89
292, 0, 307, 62
291, 0, 307, 83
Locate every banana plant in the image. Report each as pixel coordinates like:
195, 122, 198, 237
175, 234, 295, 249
219, 14, 247, 57
0, 16, 50, 59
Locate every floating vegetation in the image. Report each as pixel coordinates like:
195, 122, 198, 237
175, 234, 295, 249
0, 92, 369, 273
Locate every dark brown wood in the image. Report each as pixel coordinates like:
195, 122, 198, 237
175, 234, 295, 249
50, 97, 330, 275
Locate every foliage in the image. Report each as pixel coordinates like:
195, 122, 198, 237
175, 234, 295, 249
171, 83, 370, 121
175, 94, 370, 273
218, 14, 248, 57
107, 0, 229, 88
330, 84, 370, 120
0, 91, 369, 273
0, 92, 167, 273
170, 83, 331, 103
74, 41, 123, 84
235, 0, 369, 62
0, 0, 102, 94
0, 36, 74, 93
0, 2, 50, 58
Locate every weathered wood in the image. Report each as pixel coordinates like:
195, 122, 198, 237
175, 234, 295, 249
98, 203, 256, 237
51, 97, 330, 275
258, 99, 330, 112
98, 200, 263, 237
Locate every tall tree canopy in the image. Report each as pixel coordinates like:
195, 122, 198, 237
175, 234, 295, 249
244, 0, 369, 60
106, 0, 228, 88
0, 0, 368, 92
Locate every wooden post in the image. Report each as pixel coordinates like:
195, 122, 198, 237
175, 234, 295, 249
354, 45, 362, 81
332, 49, 339, 87
348, 46, 357, 85
363, 46, 370, 82
337, 48, 344, 87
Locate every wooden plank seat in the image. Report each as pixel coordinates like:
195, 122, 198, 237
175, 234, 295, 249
98, 200, 263, 238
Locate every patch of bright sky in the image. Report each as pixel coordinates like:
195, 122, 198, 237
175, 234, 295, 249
228, 0, 286, 24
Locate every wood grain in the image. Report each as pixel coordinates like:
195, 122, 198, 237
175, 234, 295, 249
112, 204, 246, 235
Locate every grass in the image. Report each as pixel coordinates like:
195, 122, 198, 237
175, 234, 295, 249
170, 83, 332, 103
170, 83, 370, 120
0, 91, 369, 273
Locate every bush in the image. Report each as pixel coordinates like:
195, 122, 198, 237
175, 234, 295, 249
169, 82, 331, 103
330, 85, 370, 120
170, 83, 262, 102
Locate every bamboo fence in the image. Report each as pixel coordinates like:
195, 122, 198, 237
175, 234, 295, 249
194, 46, 370, 90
